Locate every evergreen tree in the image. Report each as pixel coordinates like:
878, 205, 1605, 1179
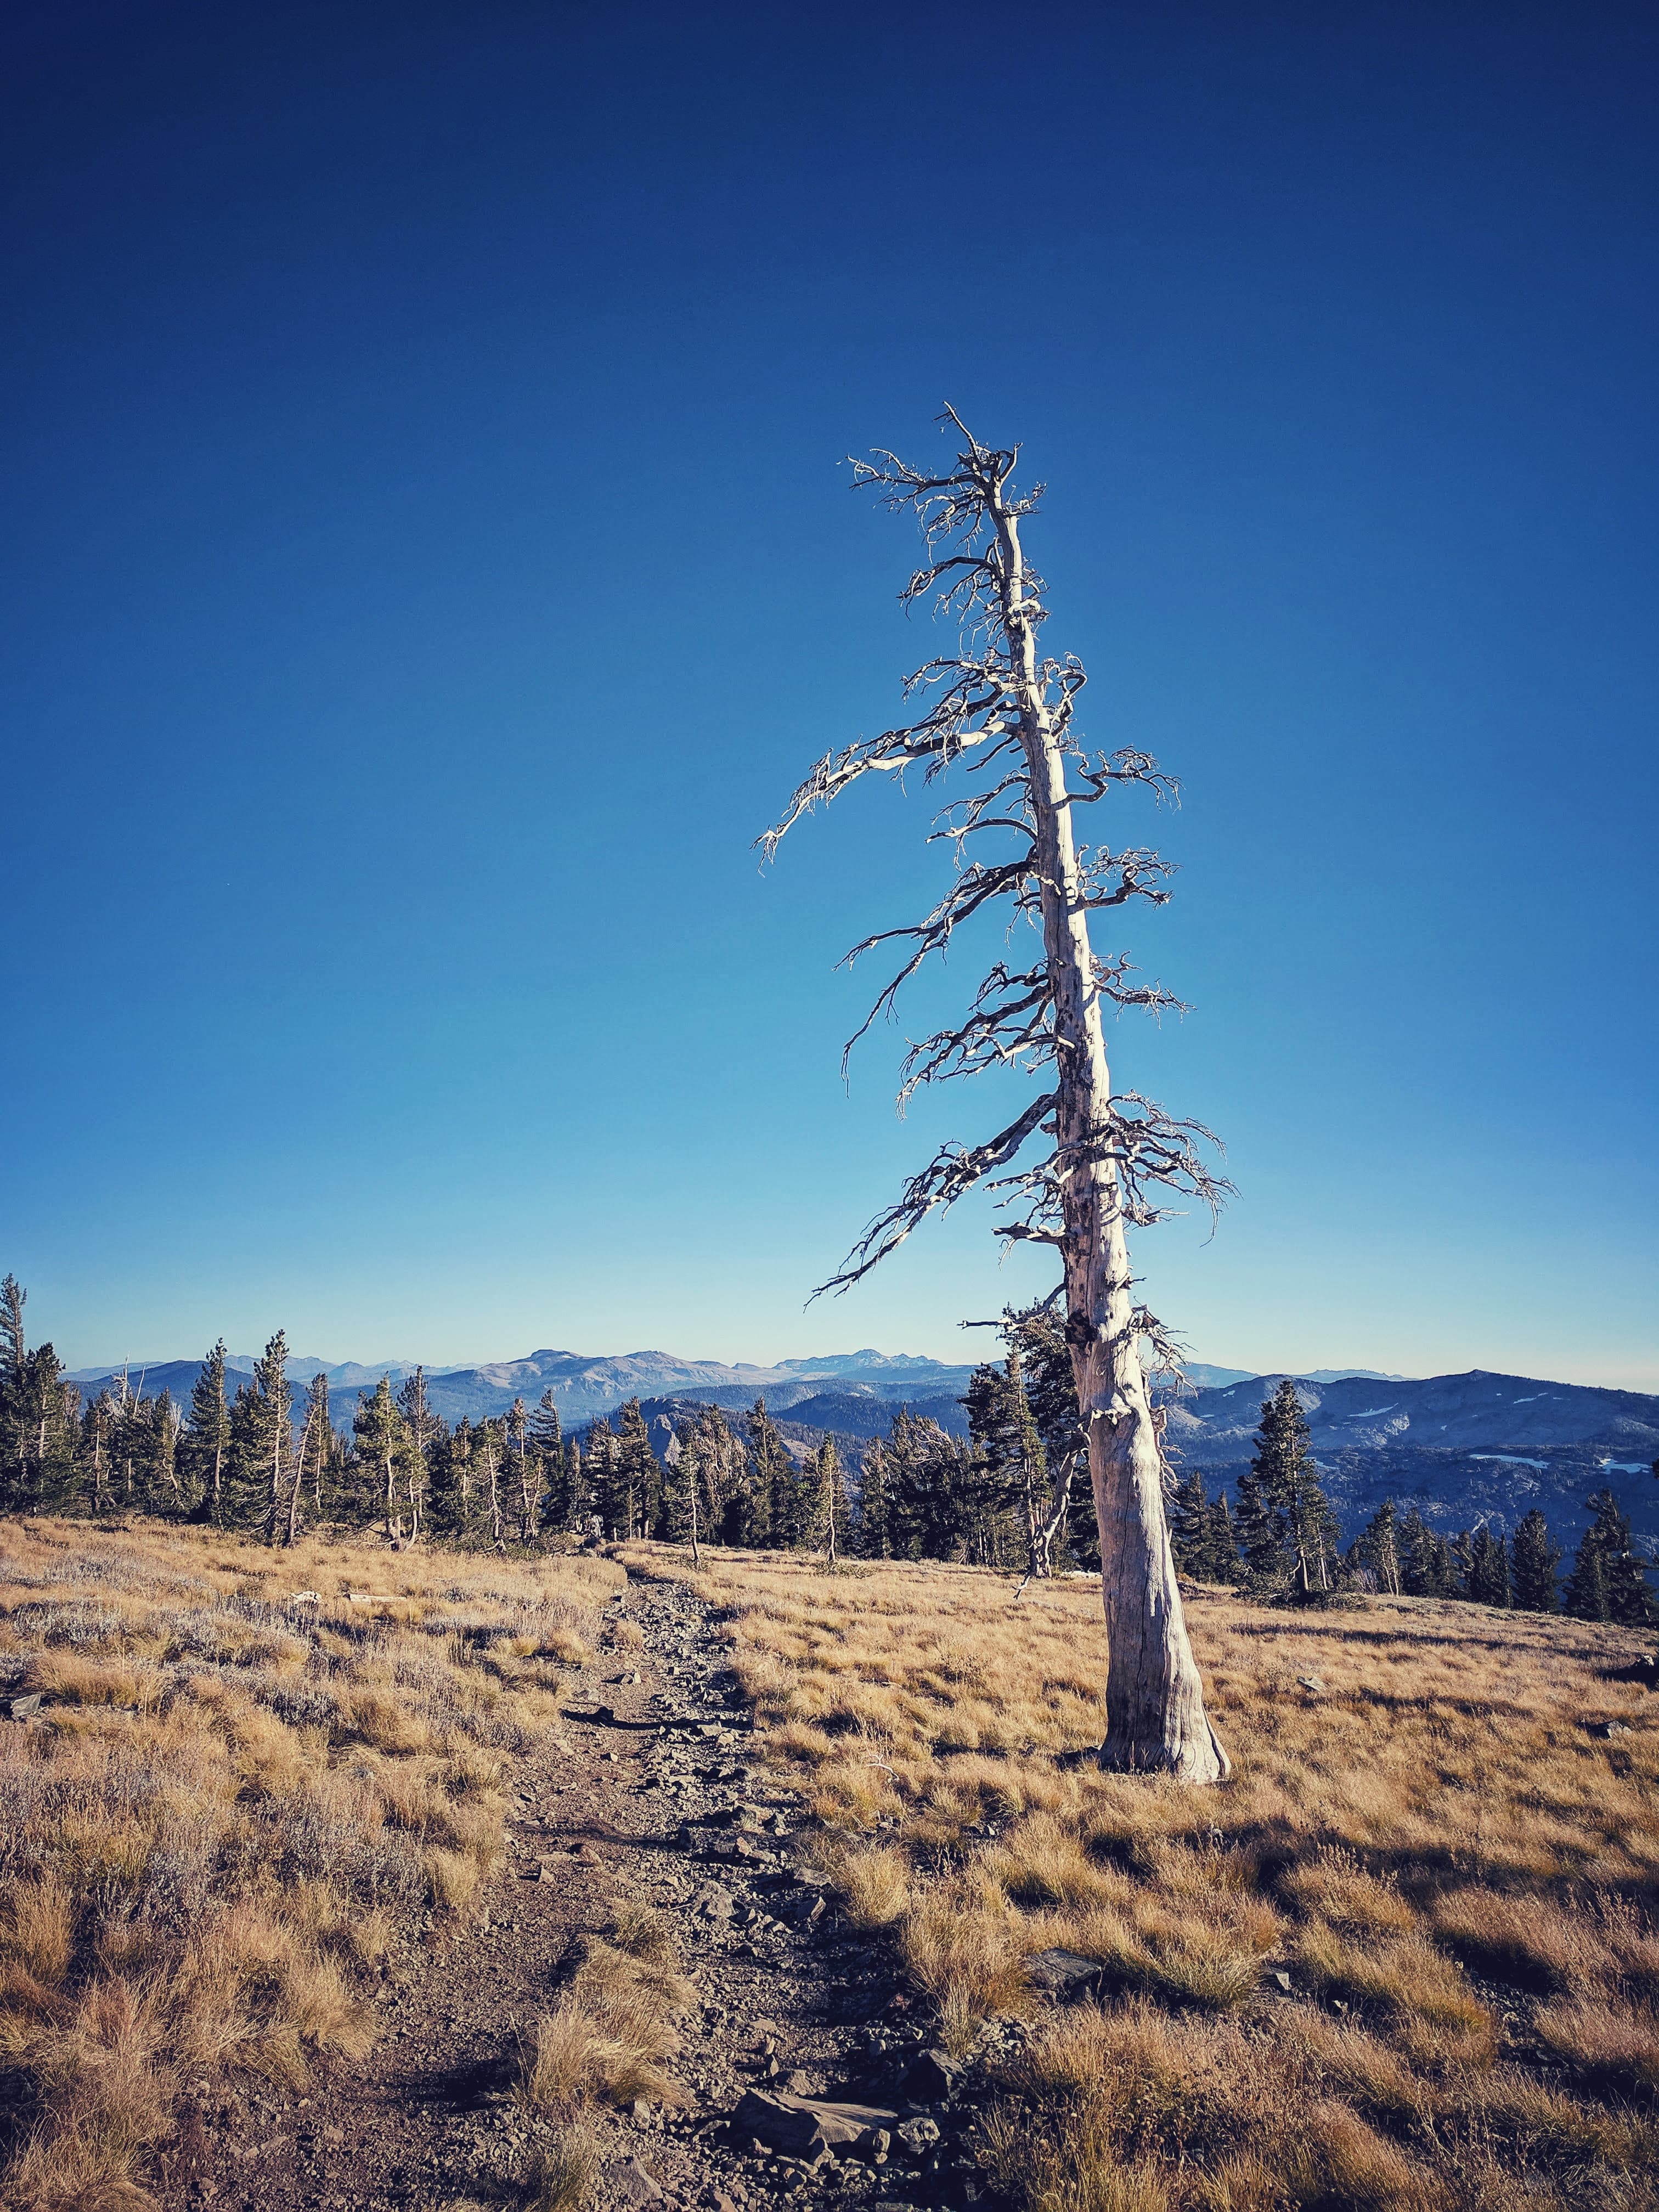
809, 1436, 851, 1562
1008, 1306, 1093, 1568
965, 1347, 1045, 1572
613, 1400, 660, 1541
1170, 1469, 1213, 1576
1205, 1491, 1243, 1583
1450, 1528, 1477, 1598
428, 1416, 476, 1537
585, 1418, 622, 1538
187, 1341, 232, 1523
476, 1417, 509, 1545
1357, 1499, 1403, 1595
1511, 1508, 1561, 1613
858, 1439, 894, 1559
354, 1376, 410, 1538
662, 1424, 704, 1558
883, 1409, 971, 1561
1398, 1507, 1457, 1596
507, 1396, 538, 1541
1564, 1491, 1657, 1626
151, 1390, 188, 1516
1233, 1464, 1290, 1585
251, 1334, 292, 1539
283, 1373, 330, 1543
529, 1391, 568, 1528
745, 1399, 806, 1548
1247, 1381, 1340, 1595
79, 1390, 116, 1515
398, 1368, 439, 1539
0, 1274, 27, 1499
1468, 1522, 1511, 1608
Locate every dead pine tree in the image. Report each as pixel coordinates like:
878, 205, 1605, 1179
763, 411, 1233, 1782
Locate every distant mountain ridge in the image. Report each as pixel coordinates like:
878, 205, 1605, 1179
63, 1346, 986, 1427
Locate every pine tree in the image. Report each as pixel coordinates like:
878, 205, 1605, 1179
252, 1334, 291, 1539
398, 1369, 439, 1540
353, 1376, 410, 1539
428, 1416, 475, 1537
1233, 1464, 1289, 1586
1511, 1508, 1561, 1613
1247, 1381, 1340, 1596
284, 1373, 330, 1543
80, 1390, 116, 1515
1205, 1491, 1243, 1582
476, 1418, 508, 1545
530, 1391, 567, 1528
585, 1418, 622, 1538
1564, 1491, 1657, 1626
662, 1424, 704, 1560
1170, 1469, 1213, 1576
151, 1390, 188, 1516
858, 1439, 894, 1559
965, 1346, 1046, 1573
1358, 1499, 1403, 1595
1451, 1528, 1477, 1598
187, 1342, 233, 1522
0, 1292, 29, 1504
745, 1399, 805, 1548
809, 1437, 851, 1562
1398, 1508, 1456, 1596
1009, 1306, 1093, 1570
1468, 1522, 1511, 1608
883, 1409, 972, 1561
613, 1401, 659, 1542
507, 1396, 538, 1542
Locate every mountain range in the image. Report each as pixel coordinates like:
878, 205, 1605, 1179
62, 1346, 1390, 1421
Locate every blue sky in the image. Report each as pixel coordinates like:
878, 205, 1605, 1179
3, 2, 1655, 1388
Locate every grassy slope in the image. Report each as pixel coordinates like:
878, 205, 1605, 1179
630, 1544, 1659, 2212
0, 1516, 622, 2212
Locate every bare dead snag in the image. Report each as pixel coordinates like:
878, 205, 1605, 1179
763, 411, 1232, 1783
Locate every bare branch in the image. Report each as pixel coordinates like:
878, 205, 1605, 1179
810, 1091, 1058, 1300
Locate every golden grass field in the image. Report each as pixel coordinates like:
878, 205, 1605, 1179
630, 1544, 1659, 2212
0, 1515, 622, 2212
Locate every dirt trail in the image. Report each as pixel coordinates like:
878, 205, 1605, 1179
163, 1564, 952, 2212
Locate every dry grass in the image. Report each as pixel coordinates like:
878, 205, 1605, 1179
518, 1905, 693, 2119
0, 1514, 620, 2210
620, 1541, 1659, 2212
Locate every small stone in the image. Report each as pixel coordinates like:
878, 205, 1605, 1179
1272, 1971, 1293, 1992
1596, 1719, 1633, 1737
895, 2119, 939, 2157
5, 1693, 42, 1719
1296, 1676, 1325, 1693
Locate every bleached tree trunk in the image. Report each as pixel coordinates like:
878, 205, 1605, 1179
764, 413, 1231, 1782
993, 496, 1227, 1782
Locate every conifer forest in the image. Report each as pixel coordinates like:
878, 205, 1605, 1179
2, 1274, 1649, 1625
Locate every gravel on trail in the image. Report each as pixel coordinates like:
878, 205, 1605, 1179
160, 1565, 1001, 2212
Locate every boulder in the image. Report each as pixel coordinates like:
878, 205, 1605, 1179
732, 2090, 898, 2159
899, 2047, 964, 2102
1024, 1948, 1103, 2000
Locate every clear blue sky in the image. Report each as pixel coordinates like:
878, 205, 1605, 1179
4, 3, 1655, 1388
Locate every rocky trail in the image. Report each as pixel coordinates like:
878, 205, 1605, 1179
162, 1566, 1006, 2212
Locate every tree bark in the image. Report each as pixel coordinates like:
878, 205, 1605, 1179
994, 497, 1228, 1784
